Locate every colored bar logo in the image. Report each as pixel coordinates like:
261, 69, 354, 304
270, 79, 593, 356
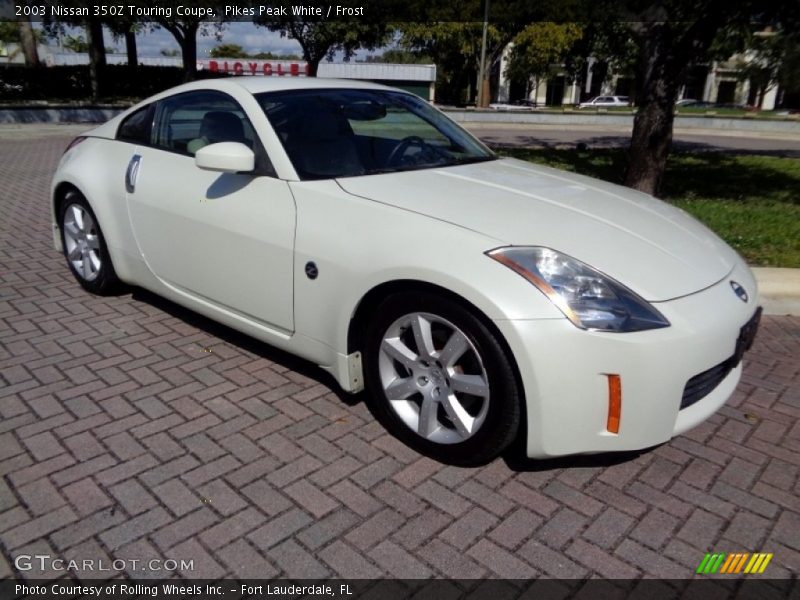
696, 552, 773, 574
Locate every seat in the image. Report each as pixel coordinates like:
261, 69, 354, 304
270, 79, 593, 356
288, 110, 364, 178
188, 111, 246, 155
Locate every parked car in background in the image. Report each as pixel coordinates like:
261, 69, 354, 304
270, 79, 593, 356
51, 78, 760, 465
578, 95, 631, 108
675, 100, 715, 108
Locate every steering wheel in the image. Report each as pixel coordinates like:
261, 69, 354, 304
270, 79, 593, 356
386, 136, 432, 167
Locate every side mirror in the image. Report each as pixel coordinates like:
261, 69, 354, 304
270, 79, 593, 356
195, 142, 255, 173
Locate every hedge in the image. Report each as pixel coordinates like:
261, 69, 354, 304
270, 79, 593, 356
0, 65, 228, 102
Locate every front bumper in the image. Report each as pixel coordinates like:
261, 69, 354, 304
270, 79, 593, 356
495, 261, 759, 458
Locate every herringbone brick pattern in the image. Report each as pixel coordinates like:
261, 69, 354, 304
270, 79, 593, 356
1, 131, 798, 583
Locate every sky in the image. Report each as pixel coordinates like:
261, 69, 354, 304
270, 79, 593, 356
123, 22, 304, 58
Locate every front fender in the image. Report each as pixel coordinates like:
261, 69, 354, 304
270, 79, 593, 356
289, 179, 564, 357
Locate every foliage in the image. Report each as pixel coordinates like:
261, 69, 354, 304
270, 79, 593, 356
364, 48, 433, 64
496, 147, 800, 267
207, 44, 301, 60
255, 19, 390, 75
210, 43, 249, 58
735, 29, 800, 106
505, 23, 583, 85
63, 34, 90, 53
0, 64, 227, 102
0, 21, 21, 43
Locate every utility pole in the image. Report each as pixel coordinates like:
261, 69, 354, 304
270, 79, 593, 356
476, 0, 489, 107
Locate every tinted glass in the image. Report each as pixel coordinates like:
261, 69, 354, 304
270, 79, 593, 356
257, 89, 495, 180
152, 91, 256, 156
117, 104, 153, 144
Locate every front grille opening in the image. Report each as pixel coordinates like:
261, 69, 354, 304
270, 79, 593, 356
681, 360, 734, 410
680, 308, 761, 411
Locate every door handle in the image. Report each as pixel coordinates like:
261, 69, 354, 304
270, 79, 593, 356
125, 154, 142, 193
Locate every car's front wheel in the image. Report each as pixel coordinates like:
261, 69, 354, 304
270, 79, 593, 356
364, 291, 521, 466
60, 191, 119, 295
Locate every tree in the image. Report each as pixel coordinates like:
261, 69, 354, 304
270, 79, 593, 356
42, 12, 107, 99
18, 15, 41, 67
152, 17, 224, 80
580, 0, 795, 196
255, 20, 390, 76
63, 34, 90, 53
210, 43, 249, 58
108, 20, 146, 67
364, 48, 433, 64
398, 0, 575, 106
735, 28, 800, 108
505, 23, 583, 99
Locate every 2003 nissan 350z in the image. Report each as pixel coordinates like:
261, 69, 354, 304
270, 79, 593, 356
51, 78, 761, 465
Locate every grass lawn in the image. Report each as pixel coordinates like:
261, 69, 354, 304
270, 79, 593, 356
495, 147, 800, 268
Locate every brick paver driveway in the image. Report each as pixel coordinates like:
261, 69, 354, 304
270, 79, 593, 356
1, 130, 799, 582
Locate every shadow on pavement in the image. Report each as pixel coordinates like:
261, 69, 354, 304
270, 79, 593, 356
130, 287, 361, 408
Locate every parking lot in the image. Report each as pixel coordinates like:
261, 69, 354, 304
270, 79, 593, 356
1, 130, 799, 585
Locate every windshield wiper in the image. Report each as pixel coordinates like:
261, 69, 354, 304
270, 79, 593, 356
448, 156, 497, 166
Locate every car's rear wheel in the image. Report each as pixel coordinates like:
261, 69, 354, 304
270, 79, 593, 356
364, 291, 521, 466
60, 191, 119, 295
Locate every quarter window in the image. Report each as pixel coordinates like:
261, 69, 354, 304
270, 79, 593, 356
117, 104, 154, 144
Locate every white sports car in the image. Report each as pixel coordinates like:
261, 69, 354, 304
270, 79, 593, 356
51, 78, 760, 465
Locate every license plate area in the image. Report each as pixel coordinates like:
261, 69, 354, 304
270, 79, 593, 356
733, 306, 762, 367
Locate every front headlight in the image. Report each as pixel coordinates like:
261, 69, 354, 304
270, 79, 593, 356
488, 247, 670, 332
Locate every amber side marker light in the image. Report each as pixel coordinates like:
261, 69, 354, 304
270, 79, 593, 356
606, 374, 622, 433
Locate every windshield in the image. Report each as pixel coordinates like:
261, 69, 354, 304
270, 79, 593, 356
256, 88, 495, 180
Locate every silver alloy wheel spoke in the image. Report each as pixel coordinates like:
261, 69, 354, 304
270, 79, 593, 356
441, 393, 475, 438
67, 245, 82, 261
377, 311, 490, 445
385, 376, 417, 400
418, 396, 439, 437
65, 221, 80, 238
411, 314, 436, 360
63, 203, 102, 282
81, 251, 93, 279
450, 373, 490, 398
382, 338, 418, 369
437, 329, 470, 367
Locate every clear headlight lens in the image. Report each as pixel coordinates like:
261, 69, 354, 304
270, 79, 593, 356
488, 247, 670, 332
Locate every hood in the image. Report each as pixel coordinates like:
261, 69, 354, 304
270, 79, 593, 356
337, 158, 738, 302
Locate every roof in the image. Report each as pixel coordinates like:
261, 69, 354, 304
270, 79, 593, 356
142, 77, 398, 100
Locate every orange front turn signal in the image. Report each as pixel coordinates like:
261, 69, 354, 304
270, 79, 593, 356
606, 374, 622, 433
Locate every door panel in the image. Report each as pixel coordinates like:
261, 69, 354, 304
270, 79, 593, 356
127, 148, 296, 332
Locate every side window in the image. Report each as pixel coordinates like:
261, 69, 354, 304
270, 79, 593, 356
117, 104, 154, 144
152, 90, 256, 157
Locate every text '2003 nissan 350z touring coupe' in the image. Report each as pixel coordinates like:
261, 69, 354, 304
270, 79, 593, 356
52, 78, 761, 466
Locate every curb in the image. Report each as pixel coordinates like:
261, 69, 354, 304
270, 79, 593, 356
753, 268, 800, 317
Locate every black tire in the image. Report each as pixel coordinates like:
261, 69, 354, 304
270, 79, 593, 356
363, 291, 521, 466
59, 191, 120, 295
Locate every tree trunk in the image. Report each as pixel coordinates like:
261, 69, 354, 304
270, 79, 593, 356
479, 73, 491, 107
305, 55, 321, 77
18, 17, 40, 67
85, 19, 107, 101
125, 30, 138, 68
625, 25, 682, 197
180, 25, 199, 81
